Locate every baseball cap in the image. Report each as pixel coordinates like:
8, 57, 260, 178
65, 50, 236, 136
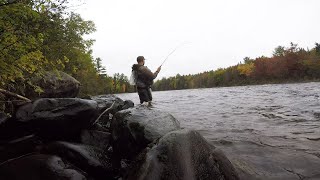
137, 56, 145, 62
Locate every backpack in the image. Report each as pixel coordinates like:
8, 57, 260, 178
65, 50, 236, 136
129, 70, 137, 85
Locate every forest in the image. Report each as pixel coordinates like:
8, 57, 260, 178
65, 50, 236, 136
1, 0, 320, 96
0, 0, 133, 96
153, 43, 320, 91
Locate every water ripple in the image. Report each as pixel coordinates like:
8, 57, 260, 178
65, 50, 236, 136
117, 82, 320, 153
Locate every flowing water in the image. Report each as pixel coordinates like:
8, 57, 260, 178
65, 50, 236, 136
117, 82, 320, 179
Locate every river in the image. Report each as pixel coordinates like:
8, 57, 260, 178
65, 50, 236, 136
117, 82, 320, 180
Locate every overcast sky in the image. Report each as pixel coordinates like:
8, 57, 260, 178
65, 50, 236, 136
74, 0, 320, 79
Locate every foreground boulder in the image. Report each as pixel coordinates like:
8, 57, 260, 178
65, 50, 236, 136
15, 98, 98, 141
125, 129, 239, 180
42, 141, 116, 180
0, 117, 34, 142
0, 154, 88, 180
25, 71, 80, 99
111, 106, 180, 159
80, 130, 111, 151
0, 135, 42, 164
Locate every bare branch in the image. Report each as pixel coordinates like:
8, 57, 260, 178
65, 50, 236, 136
0, 88, 31, 102
94, 101, 116, 124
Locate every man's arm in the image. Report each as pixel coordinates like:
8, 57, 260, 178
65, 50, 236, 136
140, 66, 161, 79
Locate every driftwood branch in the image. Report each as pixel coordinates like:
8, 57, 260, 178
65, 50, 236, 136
94, 101, 116, 124
0, 88, 31, 102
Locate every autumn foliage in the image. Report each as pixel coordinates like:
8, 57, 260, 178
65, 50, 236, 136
0, 0, 130, 96
153, 43, 320, 91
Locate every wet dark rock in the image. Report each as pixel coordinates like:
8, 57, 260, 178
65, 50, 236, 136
91, 95, 134, 113
0, 111, 9, 125
91, 94, 126, 113
0, 117, 32, 142
42, 141, 116, 180
25, 71, 80, 100
90, 122, 109, 132
0, 154, 87, 180
0, 135, 42, 164
122, 100, 134, 110
125, 129, 239, 180
0, 94, 242, 179
0, 92, 5, 111
81, 130, 111, 150
15, 98, 98, 141
111, 106, 180, 159
90, 95, 134, 129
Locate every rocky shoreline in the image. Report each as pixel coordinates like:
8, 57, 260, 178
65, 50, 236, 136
0, 95, 239, 180
0, 72, 239, 179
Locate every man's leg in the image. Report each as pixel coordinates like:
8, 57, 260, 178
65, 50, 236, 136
146, 87, 153, 106
137, 88, 144, 104
137, 87, 149, 105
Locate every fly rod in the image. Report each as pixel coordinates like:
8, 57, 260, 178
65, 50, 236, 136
160, 42, 189, 67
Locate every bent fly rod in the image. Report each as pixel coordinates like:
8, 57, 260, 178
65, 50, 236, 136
160, 42, 190, 67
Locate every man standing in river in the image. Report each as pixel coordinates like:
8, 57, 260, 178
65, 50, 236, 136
132, 56, 161, 106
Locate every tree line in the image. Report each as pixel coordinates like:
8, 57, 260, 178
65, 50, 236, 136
0, 0, 131, 96
153, 43, 320, 91
1, 1, 319, 95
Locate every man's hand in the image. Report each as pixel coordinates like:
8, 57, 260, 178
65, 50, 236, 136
156, 66, 161, 72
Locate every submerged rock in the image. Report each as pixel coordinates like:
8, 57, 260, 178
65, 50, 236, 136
0, 154, 87, 180
111, 106, 180, 159
15, 98, 98, 141
25, 71, 80, 99
42, 141, 116, 180
125, 129, 239, 180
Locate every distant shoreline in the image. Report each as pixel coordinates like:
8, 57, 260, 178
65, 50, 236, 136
152, 79, 320, 92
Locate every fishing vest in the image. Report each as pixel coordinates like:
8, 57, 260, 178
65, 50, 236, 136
136, 66, 153, 88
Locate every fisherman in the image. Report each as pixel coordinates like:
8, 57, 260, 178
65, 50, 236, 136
132, 56, 161, 106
